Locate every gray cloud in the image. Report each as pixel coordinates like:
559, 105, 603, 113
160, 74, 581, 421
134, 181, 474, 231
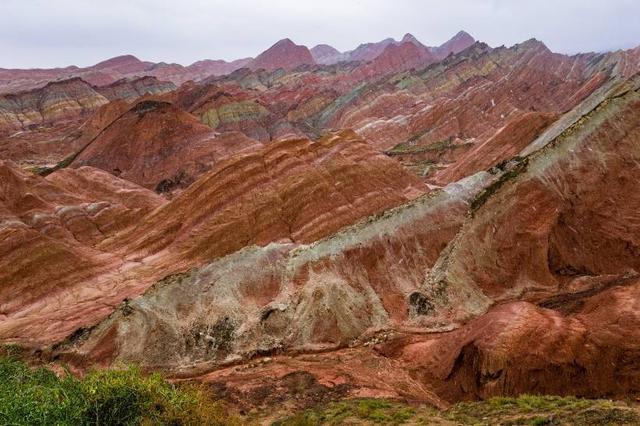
1, 0, 639, 68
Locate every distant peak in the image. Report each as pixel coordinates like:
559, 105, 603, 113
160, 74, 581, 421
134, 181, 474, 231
402, 33, 418, 42
250, 37, 315, 71
312, 44, 336, 50
311, 44, 341, 56
517, 38, 550, 52
94, 54, 142, 67
454, 30, 473, 39
273, 38, 297, 47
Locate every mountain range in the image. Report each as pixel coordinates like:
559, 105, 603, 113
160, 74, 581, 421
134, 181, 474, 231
2, 29, 640, 422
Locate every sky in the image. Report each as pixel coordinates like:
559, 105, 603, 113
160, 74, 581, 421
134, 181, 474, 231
1, 0, 639, 69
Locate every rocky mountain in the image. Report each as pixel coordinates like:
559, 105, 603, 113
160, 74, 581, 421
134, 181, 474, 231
353, 41, 436, 78
2, 31, 640, 415
319, 31, 475, 65
248, 38, 316, 71
430, 30, 476, 59
0, 32, 475, 94
310, 44, 346, 64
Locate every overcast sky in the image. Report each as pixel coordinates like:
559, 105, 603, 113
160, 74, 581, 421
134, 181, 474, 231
1, 0, 639, 68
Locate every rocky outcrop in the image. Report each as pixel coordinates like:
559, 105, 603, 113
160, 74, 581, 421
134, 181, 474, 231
427, 76, 640, 302
382, 279, 640, 402
0, 75, 178, 134
249, 39, 316, 71
0, 55, 249, 94
341, 40, 638, 183
90, 55, 153, 75
147, 58, 253, 85
337, 31, 473, 65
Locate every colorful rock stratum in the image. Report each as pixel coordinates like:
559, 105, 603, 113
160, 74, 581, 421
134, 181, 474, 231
2, 30, 640, 421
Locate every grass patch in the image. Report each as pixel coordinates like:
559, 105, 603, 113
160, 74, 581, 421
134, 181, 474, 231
271, 398, 422, 425
447, 395, 640, 425
386, 137, 458, 156
468, 157, 529, 215
0, 353, 239, 425
35, 153, 76, 176
271, 395, 640, 425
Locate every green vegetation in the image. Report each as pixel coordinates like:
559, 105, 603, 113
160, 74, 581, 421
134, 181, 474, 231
272, 395, 640, 425
272, 398, 421, 426
0, 352, 239, 426
3, 348, 638, 426
469, 157, 529, 215
35, 153, 77, 176
386, 136, 457, 155
446, 395, 640, 425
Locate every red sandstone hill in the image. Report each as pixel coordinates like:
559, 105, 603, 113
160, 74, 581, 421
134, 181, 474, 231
335, 31, 474, 65
0, 129, 425, 345
249, 38, 316, 71
0, 55, 251, 94
69, 99, 261, 192
0, 160, 164, 342
0, 31, 474, 94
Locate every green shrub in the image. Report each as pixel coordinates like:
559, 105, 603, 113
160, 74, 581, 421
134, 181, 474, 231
0, 354, 238, 425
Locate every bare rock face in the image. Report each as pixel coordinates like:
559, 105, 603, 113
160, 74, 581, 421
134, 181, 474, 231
427, 77, 640, 302
249, 39, 316, 71
89, 55, 152, 77
148, 58, 253, 85
343, 40, 638, 183
0, 77, 177, 172
0, 54, 250, 94
382, 280, 640, 402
